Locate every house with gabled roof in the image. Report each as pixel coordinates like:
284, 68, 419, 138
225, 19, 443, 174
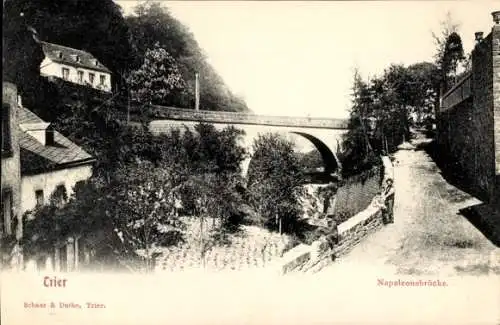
18, 106, 95, 214
17, 104, 95, 272
39, 41, 112, 92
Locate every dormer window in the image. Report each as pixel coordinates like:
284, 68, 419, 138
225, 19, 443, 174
71, 54, 80, 63
20, 121, 51, 145
94, 60, 99, 66
56, 51, 63, 59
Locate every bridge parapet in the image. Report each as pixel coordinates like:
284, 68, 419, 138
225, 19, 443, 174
148, 105, 348, 129
440, 72, 472, 112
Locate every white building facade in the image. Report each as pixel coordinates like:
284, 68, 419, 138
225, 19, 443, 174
39, 41, 112, 92
18, 106, 95, 272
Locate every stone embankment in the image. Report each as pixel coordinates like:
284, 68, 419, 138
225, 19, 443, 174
273, 156, 394, 274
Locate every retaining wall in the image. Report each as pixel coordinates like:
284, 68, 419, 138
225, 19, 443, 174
332, 166, 383, 222
274, 156, 393, 275
437, 24, 500, 202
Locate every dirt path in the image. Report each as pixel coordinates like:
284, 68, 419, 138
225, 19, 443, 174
320, 138, 500, 276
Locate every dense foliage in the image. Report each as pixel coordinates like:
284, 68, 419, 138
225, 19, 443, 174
432, 13, 468, 94
126, 42, 188, 107
340, 62, 440, 176
2, 0, 248, 113
22, 106, 249, 270
126, 2, 248, 112
340, 12, 469, 176
247, 134, 305, 234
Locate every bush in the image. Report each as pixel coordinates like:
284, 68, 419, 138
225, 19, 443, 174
247, 133, 305, 235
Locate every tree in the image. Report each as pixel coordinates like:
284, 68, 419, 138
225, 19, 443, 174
126, 1, 248, 112
298, 149, 324, 171
432, 12, 466, 93
23, 161, 186, 273
340, 70, 380, 176
341, 62, 438, 174
110, 161, 184, 272
405, 62, 440, 128
22, 180, 116, 270
175, 172, 245, 267
247, 133, 305, 234
3, 0, 136, 90
155, 123, 248, 232
126, 42, 188, 107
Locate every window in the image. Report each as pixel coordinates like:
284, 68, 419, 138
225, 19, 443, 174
52, 184, 67, 208
35, 190, 44, 207
99, 75, 106, 85
62, 68, 69, 80
88, 73, 95, 85
74, 180, 86, 193
77, 71, 84, 84
1, 189, 13, 236
2, 104, 12, 156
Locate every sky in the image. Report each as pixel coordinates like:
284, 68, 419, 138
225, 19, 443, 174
115, 1, 498, 119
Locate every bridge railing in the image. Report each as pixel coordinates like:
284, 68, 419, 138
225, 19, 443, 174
440, 72, 472, 112
146, 104, 348, 129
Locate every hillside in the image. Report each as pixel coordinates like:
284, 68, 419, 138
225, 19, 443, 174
2, 0, 249, 114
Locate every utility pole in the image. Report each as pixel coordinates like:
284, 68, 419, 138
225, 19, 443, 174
195, 73, 200, 111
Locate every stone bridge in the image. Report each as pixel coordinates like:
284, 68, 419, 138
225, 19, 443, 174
146, 106, 349, 177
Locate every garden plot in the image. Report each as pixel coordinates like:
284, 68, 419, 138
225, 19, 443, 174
150, 217, 293, 272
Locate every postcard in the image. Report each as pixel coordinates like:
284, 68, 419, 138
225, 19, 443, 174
1, 1, 499, 324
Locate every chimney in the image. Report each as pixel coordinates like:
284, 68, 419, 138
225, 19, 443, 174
493, 11, 500, 25
46, 126, 55, 146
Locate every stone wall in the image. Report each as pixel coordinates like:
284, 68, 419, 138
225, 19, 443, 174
2, 82, 23, 240
437, 24, 500, 202
493, 24, 500, 203
274, 156, 393, 274
332, 166, 383, 223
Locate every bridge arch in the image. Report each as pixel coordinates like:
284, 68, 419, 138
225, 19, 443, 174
147, 116, 347, 182
241, 131, 342, 180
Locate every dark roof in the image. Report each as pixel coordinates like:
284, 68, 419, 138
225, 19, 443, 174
40, 41, 111, 74
19, 107, 94, 174
19, 106, 47, 124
